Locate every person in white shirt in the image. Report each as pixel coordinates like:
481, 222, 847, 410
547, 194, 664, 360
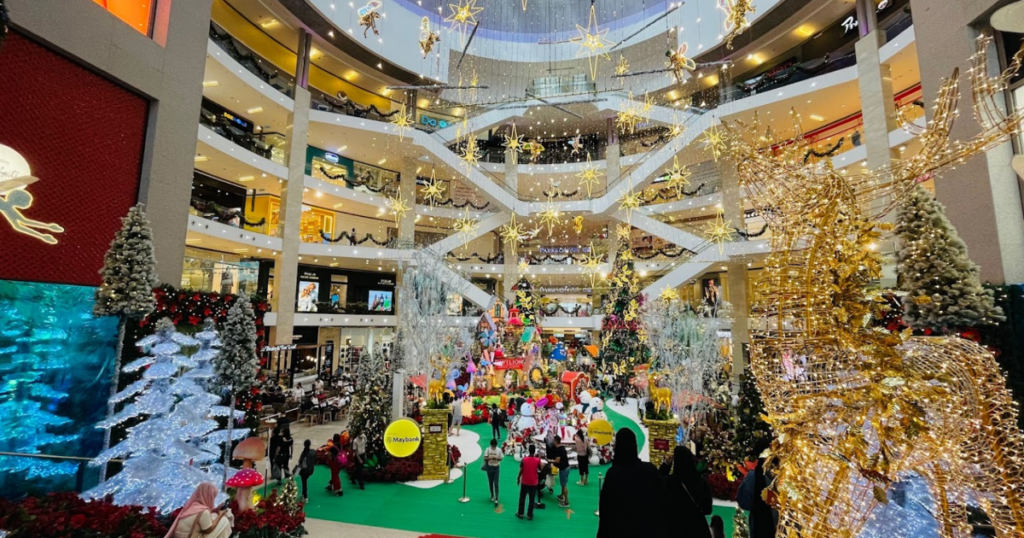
313, 377, 325, 394
290, 383, 304, 401
482, 438, 504, 505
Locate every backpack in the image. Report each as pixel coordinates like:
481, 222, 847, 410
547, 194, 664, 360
300, 450, 315, 472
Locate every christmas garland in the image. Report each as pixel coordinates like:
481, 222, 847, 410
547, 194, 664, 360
802, 137, 845, 164
427, 197, 491, 210
632, 246, 694, 259
540, 303, 585, 316
641, 183, 706, 204
209, 25, 279, 83
542, 188, 581, 199
738, 53, 855, 94
447, 252, 504, 263
316, 165, 392, 193
735, 223, 769, 239
240, 216, 266, 228
319, 229, 391, 245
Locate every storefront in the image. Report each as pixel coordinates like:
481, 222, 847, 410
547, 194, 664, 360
295, 265, 397, 315
180, 247, 263, 296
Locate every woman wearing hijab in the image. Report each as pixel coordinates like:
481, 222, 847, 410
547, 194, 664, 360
165, 482, 233, 538
597, 428, 669, 538
737, 440, 777, 538
660, 446, 712, 538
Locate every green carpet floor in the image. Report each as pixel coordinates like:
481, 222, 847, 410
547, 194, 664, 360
288, 407, 740, 538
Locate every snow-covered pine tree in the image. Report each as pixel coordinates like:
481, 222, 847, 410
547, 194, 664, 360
85, 319, 235, 514
349, 348, 392, 464
895, 186, 1004, 332
214, 296, 259, 481
93, 204, 159, 479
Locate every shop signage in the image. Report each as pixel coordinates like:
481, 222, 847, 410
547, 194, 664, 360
653, 439, 670, 451
300, 271, 320, 281
588, 419, 614, 446
261, 344, 298, 352
378, 278, 395, 286
841, 0, 892, 34
538, 286, 593, 294
539, 245, 591, 255
428, 424, 443, 434
324, 152, 340, 164
492, 357, 525, 370
420, 114, 450, 129
384, 418, 422, 458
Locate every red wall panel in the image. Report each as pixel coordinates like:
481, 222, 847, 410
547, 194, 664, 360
0, 32, 149, 287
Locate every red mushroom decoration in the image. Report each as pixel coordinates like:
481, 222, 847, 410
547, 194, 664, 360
225, 468, 264, 512
232, 437, 266, 469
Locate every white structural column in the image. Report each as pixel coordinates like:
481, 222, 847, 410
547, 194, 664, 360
606, 118, 621, 188
720, 159, 749, 380
502, 148, 520, 302
398, 157, 418, 246
854, 2, 900, 287
273, 32, 313, 346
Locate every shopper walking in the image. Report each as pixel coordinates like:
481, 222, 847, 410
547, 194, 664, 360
490, 404, 504, 441
597, 428, 669, 538
482, 438, 503, 505
516, 444, 541, 520
738, 440, 778, 538
327, 433, 344, 496
550, 435, 571, 508
660, 446, 712, 538
292, 439, 317, 501
574, 428, 590, 486
351, 430, 367, 490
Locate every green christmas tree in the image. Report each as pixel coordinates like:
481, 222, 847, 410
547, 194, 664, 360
599, 227, 649, 368
895, 186, 1004, 332
511, 277, 540, 326
93, 204, 158, 481
349, 348, 392, 466
732, 371, 772, 462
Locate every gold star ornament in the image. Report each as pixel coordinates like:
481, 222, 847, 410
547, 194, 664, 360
391, 103, 414, 141
461, 136, 482, 170
500, 213, 526, 258
701, 120, 726, 162
537, 199, 564, 237
571, 4, 613, 80
503, 123, 524, 156
577, 153, 604, 198
664, 156, 691, 197
387, 192, 411, 227
659, 286, 679, 302
447, 0, 484, 27
453, 208, 479, 248
618, 183, 643, 223
422, 170, 446, 207
615, 54, 630, 76
703, 212, 735, 254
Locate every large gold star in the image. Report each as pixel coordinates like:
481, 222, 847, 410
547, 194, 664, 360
615, 54, 630, 76
577, 153, 604, 198
422, 169, 446, 207
582, 249, 604, 287
571, 4, 613, 80
446, 0, 483, 27
702, 120, 726, 162
616, 223, 632, 240
387, 192, 411, 227
537, 199, 564, 237
618, 182, 643, 223
664, 156, 691, 197
518, 258, 530, 275
461, 136, 482, 170
500, 213, 526, 258
453, 207, 479, 248
391, 103, 413, 141
659, 285, 679, 302
503, 123, 524, 156
616, 92, 644, 135
703, 212, 736, 254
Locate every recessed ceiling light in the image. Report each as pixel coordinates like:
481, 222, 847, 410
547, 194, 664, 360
202, 81, 219, 87
260, 19, 279, 28
247, 107, 264, 114
809, 114, 825, 122
194, 155, 208, 162
238, 176, 255, 182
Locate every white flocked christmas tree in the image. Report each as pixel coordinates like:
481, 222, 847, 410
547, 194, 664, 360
214, 295, 259, 482
93, 204, 159, 479
895, 185, 1003, 332
85, 318, 241, 514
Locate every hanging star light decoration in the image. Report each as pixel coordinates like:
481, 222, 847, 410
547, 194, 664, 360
571, 2, 614, 80
520, 0, 529, 11
616, 92, 644, 135
701, 120, 726, 161
387, 192, 411, 227
615, 54, 630, 76
422, 170, 446, 207
470, 69, 480, 101
500, 213, 526, 258
703, 211, 735, 254
719, 0, 755, 49
659, 285, 679, 302
618, 182, 643, 223
664, 156, 692, 197
518, 258, 530, 275
453, 207, 479, 248
503, 123, 524, 156
576, 153, 604, 198
391, 103, 414, 141
537, 199, 564, 237
582, 250, 604, 287
461, 136, 482, 170
447, 0, 484, 28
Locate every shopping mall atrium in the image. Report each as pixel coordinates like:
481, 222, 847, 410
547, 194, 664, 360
2, 0, 1024, 537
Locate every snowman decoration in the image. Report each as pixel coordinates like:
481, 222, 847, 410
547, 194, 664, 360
517, 400, 537, 432
588, 397, 607, 422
